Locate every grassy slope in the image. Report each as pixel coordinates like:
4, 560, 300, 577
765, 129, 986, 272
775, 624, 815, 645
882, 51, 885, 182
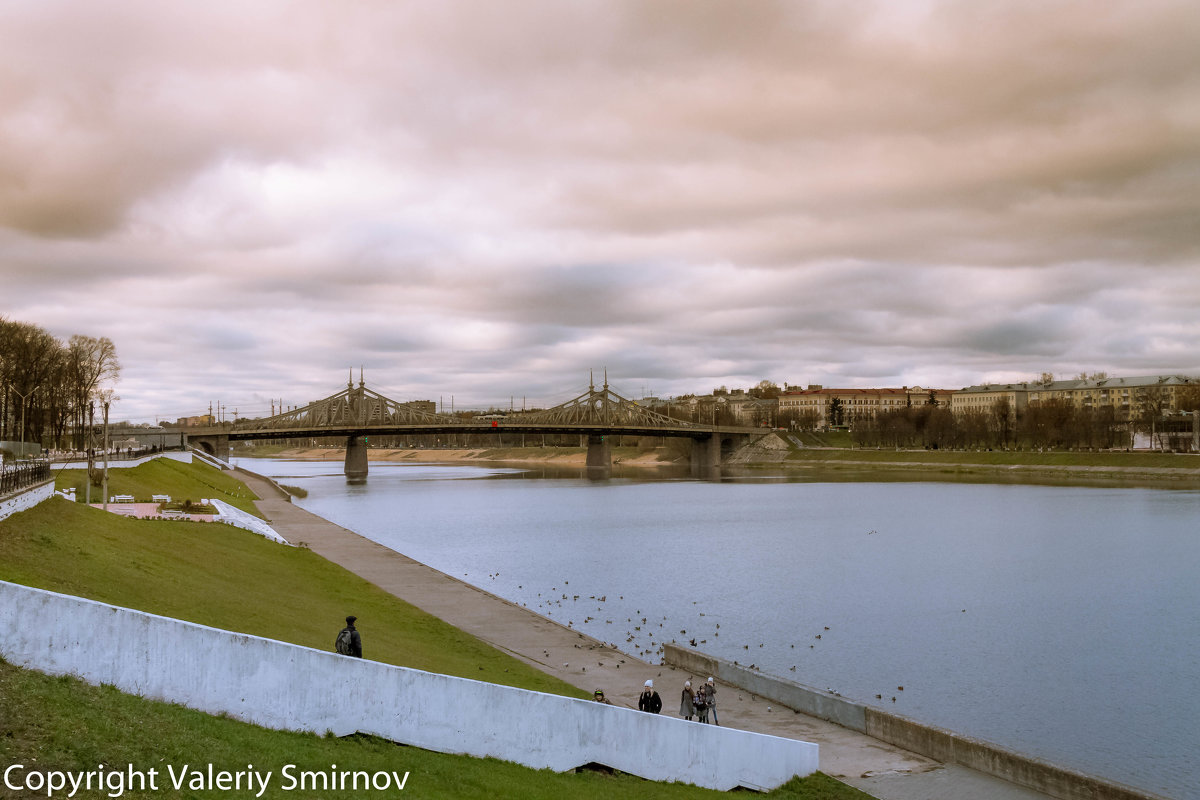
0, 498, 581, 698
53, 457, 264, 517
0, 659, 866, 800
0, 462, 869, 799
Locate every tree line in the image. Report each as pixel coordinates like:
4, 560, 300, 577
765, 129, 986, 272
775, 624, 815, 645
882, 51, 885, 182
0, 316, 120, 451
846, 392, 1199, 451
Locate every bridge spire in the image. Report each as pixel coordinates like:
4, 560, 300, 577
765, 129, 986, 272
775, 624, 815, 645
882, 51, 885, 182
348, 369, 354, 390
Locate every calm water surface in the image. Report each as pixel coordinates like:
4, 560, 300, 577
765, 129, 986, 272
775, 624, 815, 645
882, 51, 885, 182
241, 458, 1200, 799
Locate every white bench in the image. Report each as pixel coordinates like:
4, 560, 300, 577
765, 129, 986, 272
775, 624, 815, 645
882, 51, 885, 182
111, 495, 135, 503
152, 495, 171, 503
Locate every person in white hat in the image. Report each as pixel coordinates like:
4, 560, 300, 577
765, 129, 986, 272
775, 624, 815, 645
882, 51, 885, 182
638, 679, 662, 713
680, 680, 695, 720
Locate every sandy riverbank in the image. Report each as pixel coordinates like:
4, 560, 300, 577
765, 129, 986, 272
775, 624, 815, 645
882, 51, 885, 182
247, 446, 682, 468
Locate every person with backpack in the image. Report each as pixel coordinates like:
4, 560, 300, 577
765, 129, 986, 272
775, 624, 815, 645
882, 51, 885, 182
694, 684, 709, 724
335, 615, 362, 658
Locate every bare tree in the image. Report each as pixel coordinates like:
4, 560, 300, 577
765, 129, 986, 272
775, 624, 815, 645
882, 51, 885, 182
990, 397, 1013, 446
0, 319, 64, 444
67, 335, 121, 449
749, 380, 781, 400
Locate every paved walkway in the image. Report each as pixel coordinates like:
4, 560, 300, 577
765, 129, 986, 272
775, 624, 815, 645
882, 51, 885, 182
237, 468, 1053, 800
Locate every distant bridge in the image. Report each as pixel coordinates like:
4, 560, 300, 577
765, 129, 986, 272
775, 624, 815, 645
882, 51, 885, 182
187, 376, 764, 479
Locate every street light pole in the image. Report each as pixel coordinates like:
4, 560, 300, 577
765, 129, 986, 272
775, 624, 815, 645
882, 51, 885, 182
13, 386, 38, 455
102, 398, 110, 511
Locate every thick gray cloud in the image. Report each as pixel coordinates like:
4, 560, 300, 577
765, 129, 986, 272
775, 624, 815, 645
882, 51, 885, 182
1, 0, 1198, 420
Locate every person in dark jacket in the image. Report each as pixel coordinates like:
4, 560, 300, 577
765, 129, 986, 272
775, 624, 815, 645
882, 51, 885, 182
335, 615, 363, 658
705, 676, 718, 725
680, 680, 695, 720
638, 679, 662, 713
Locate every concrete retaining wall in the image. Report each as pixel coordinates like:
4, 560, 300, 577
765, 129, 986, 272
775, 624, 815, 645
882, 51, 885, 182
0, 480, 54, 522
51, 451, 192, 470
662, 644, 1164, 800
0, 582, 818, 791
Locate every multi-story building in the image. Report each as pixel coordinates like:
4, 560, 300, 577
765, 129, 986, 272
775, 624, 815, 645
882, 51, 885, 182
952, 375, 1196, 423
1031, 375, 1194, 420
950, 383, 1031, 419
779, 386, 954, 429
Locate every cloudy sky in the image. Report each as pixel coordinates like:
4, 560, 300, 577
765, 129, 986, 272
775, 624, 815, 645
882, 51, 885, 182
2, 0, 1198, 422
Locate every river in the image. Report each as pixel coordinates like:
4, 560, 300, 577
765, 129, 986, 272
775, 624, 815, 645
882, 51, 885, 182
237, 457, 1200, 799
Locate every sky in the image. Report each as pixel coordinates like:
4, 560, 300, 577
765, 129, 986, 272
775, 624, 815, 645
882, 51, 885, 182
2, 0, 1198, 423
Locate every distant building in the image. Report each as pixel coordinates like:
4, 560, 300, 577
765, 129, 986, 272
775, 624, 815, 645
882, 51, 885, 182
952, 374, 1197, 422
950, 383, 1031, 420
175, 415, 215, 427
779, 386, 954, 429
725, 394, 777, 426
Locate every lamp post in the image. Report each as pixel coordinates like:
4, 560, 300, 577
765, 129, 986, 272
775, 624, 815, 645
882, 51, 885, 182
12, 386, 39, 457
102, 398, 110, 511
99, 390, 117, 511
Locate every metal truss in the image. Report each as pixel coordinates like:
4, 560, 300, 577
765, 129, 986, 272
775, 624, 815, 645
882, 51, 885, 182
516, 377, 701, 430
236, 379, 456, 432
228, 374, 707, 435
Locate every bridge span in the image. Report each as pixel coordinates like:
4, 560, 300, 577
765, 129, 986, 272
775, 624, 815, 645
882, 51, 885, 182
187, 377, 764, 479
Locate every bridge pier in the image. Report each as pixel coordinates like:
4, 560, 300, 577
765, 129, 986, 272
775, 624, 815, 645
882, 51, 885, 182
585, 434, 611, 479
345, 435, 368, 482
690, 435, 721, 478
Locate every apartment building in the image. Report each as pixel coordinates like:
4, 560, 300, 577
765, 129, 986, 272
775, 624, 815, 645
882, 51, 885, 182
779, 386, 954, 428
950, 383, 1031, 419
1030, 375, 1194, 419
953, 374, 1196, 422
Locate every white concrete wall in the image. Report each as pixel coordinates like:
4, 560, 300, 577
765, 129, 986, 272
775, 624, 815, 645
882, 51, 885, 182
51, 451, 192, 470
0, 581, 817, 791
0, 481, 54, 522
207, 498, 290, 544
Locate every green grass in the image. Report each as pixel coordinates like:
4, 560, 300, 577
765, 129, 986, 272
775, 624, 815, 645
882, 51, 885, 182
1, 462, 871, 799
0, 659, 868, 800
53, 457, 264, 517
782, 446, 1200, 469
0, 499, 581, 698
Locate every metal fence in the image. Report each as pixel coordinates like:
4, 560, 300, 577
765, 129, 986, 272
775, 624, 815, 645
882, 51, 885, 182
0, 461, 51, 496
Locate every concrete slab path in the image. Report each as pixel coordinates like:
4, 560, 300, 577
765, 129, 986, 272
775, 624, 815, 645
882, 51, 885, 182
237, 467, 1054, 800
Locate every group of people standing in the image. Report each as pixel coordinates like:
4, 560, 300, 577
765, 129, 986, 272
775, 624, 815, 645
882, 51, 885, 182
633, 677, 718, 725
679, 678, 718, 724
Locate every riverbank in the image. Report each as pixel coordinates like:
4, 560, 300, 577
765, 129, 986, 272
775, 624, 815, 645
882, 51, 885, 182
238, 444, 677, 468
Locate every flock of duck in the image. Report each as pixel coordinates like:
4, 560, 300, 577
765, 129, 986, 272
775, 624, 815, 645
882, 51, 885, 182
468, 567, 908, 706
